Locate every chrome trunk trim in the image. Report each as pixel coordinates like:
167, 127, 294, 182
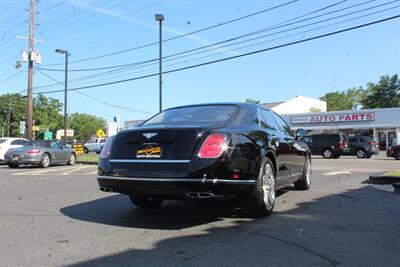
110, 159, 190, 163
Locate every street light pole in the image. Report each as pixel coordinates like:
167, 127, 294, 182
155, 14, 164, 113
55, 49, 69, 145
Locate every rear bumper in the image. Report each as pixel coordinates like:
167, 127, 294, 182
97, 175, 256, 198
4, 154, 41, 165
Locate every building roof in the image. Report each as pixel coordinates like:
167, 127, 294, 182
263, 101, 284, 109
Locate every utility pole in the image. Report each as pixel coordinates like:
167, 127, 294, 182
7, 99, 12, 137
26, 0, 35, 140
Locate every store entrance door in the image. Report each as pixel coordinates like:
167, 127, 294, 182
378, 129, 397, 150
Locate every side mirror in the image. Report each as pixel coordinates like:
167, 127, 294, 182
295, 129, 306, 140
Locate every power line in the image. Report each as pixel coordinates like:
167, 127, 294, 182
45, 0, 166, 42
42, 0, 300, 66
38, 0, 382, 73
40, 0, 67, 14
0, 70, 24, 84
37, 69, 152, 114
35, 14, 400, 94
36, 0, 398, 85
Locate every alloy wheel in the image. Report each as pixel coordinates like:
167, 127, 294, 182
262, 163, 275, 209
323, 149, 332, 158
357, 150, 366, 158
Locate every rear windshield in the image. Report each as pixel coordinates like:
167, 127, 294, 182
142, 105, 237, 126
0, 139, 6, 144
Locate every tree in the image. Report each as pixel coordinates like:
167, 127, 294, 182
69, 113, 107, 142
320, 87, 367, 111
245, 98, 261, 104
0, 94, 26, 137
309, 107, 321, 112
33, 94, 64, 133
361, 74, 400, 109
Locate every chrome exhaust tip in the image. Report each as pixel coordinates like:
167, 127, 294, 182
99, 187, 114, 192
186, 192, 215, 199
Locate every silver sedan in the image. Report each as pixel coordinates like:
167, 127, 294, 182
4, 140, 76, 168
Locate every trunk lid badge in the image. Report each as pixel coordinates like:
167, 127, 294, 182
143, 133, 158, 139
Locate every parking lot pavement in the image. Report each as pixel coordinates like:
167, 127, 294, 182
0, 157, 399, 267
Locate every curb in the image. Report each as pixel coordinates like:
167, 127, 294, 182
76, 161, 98, 165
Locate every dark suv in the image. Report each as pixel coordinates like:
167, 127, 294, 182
302, 133, 347, 159
387, 144, 400, 160
343, 136, 379, 158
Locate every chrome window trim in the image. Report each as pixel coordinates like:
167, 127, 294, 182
110, 159, 190, 163
97, 175, 256, 185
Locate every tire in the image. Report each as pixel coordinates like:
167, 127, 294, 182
395, 150, 400, 160
242, 158, 276, 217
39, 153, 51, 168
8, 163, 19, 168
129, 195, 164, 209
84, 147, 89, 154
322, 149, 333, 159
365, 154, 372, 159
67, 153, 76, 165
294, 156, 311, 190
356, 149, 366, 159
333, 155, 341, 159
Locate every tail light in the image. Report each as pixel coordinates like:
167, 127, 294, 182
368, 140, 377, 145
338, 140, 344, 150
198, 133, 227, 159
27, 149, 41, 154
100, 136, 113, 158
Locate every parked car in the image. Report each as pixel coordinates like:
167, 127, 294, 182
387, 144, 400, 160
97, 103, 311, 217
342, 136, 379, 158
0, 138, 28, 163
4, 140, 76, 168
84, 138, 107, 154
302, 133, 348, 159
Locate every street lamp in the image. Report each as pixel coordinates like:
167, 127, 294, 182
55, 49, 69, 145
155, 14, 164, 113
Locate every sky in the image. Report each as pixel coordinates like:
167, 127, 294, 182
0, 0, 399, 126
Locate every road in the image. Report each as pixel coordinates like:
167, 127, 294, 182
0, 155, 399, 267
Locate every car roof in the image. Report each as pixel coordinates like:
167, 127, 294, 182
163, 102, 270, 112
0, 137, 28, 140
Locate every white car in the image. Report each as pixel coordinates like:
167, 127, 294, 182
0, 138, 29, 162
84, 138, 107, 154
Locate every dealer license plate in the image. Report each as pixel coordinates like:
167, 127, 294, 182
136, 143, 162, 159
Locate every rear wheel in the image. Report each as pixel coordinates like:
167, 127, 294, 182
8, 162, 19, 168
365, 154, 372, 159
322, 149, 333, 159
67, 153, 76, 165
129, 195, 164, 209
242, 158, 276, 217
395, 150, 400, 160
84, 147, 89, 154
294, 156, 311, 190
39, 153, 51, 168
356, 149, 366, 159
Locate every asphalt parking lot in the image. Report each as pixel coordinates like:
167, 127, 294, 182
0, 155, 399, 267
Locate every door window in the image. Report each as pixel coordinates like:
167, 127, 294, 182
11, 139, 27, 145
303, 136, 313, 143
100, 138, 107, 143
258, 109, 279, 131
349, 137, 359, 143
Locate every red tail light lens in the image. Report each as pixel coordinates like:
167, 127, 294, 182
338, 140, 344, 150
27, 149, 41, 154
100, 136, 113, 158
198, 134, 227, 159
368, 140, 377, 145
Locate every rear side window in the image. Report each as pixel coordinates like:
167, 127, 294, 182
272, 112, 292, 136
349, 137, 359, 143
328, 135, 340, 142
314, 135, 325, 143
258, 109, 278, 131
100, 139, 107, 143
0, 139, 6, 144
142, 105, 237, 126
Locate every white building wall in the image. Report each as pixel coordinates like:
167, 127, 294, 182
272, 95, 327, 115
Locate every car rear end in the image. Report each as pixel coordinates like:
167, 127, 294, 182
97, 104, 256, 199
330, 134, 347, 157
4, 146, 43, 165
361, 137, 379, 156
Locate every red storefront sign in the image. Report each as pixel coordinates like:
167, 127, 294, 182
292, 112, 375, 124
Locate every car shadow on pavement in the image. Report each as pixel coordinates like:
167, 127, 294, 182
62, 186, 400, 267
60, 190, 289, 230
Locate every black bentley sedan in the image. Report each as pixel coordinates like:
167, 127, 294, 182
97, 103, 311, 217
